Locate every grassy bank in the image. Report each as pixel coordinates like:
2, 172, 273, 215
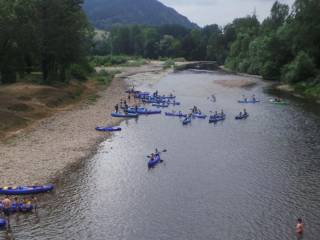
0, 69, 117, 140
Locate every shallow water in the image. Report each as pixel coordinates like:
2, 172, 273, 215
2, 70, 320, 240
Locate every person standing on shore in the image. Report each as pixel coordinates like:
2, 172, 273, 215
296, 218, 304, 239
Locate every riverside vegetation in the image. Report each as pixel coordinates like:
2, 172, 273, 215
0, 0, 319, 92
92, 0, 320, 99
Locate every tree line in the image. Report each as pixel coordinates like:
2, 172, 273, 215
0, 0, 91, 84
93, 0, 320, 87
1, 0, 319, 89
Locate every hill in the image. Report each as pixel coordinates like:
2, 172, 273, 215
83, 0, 198, 29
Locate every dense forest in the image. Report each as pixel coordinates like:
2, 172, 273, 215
0, 0, 92, 84
0, 0, 319, 97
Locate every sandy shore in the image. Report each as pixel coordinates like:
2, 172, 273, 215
0, 62, 167, 186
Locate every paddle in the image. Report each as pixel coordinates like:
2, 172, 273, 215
146, 149, 167, 158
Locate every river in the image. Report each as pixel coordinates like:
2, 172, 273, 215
2, 70, 320, 240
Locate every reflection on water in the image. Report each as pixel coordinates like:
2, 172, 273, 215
2, 70, 320, 240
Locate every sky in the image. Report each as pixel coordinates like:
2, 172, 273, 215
159, 0, 295, 27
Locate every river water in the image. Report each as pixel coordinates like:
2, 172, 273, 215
2, 70, 320, 240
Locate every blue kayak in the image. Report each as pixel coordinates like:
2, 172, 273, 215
182, 117, 192, 125
209, 115, 226, 123
192, 113, 207, 119
0, 219, 6, 228
152, 103, 169, 108
111, 112, 139, 118
95, 126, 121, 132
238, 100, 260, 103
0, 202, 33, 213
168, 101, 181, 106
148, 153, 161, 168
0, 184, 54, 195
161, 95, 176, 99
165, 112, 187, 117
235, 113, 249, 120
127, 108, 161, 115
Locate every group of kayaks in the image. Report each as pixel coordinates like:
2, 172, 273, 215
0, 184, 54, 228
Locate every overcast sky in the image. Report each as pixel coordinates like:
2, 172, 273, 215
159, 0, 295, 27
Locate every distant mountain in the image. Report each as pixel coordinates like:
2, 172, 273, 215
83, 0, 198, 29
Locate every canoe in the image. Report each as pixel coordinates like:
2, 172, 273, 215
148, 153, 161, 168
209, 115, 226, 123
152, 103, 169, 108
238, 100, 260, 103
0, 184, 54, 195
165, 112, 187, 117
0, 219, 6, 228
95, 126, 121, 132
111, 112, 139, 118
183, 117, 192, 125
235, 114, 249, 120
192, 113, 207, 119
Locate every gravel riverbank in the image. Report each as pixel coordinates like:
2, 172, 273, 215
0, 62, 167, 186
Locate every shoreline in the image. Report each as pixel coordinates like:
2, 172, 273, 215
221, 66, 320, 103
0, 62, 169, 186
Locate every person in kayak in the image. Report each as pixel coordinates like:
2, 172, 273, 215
220, 109, 224, 117
243, 109, 248, 116
114, 104, 119, 113
296, 218, 304, 238
252, 94, 256, 102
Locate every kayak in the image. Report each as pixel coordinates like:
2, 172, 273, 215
111, 112, 139, 118
142, 99, 166, 104
168, 101, 181, 106
152, 103, 169, 108
238, 100, 260, 103
95, 126, 121, 132
161, 95, 176, 99
192, 113, 207, 119
127, 108, 161, 115
235, 114, 249, 120
183, 117, 192, 125
209, 115, 226, 123
0, 184, 54, 195
0, 219, 6, 228
148, 153, 161, 168
0, 202, 33, 213
165, 112, 187, 117
269, 99, 288, 105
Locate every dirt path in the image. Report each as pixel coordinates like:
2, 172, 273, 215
0, 62, 166, 186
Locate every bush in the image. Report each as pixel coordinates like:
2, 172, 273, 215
69, 64, 88, 81
261, 61, 280, 80
281, 51, 316, 83
163, 59, 175, 69
238, 59, 250, 72
89, 55, 129, 67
